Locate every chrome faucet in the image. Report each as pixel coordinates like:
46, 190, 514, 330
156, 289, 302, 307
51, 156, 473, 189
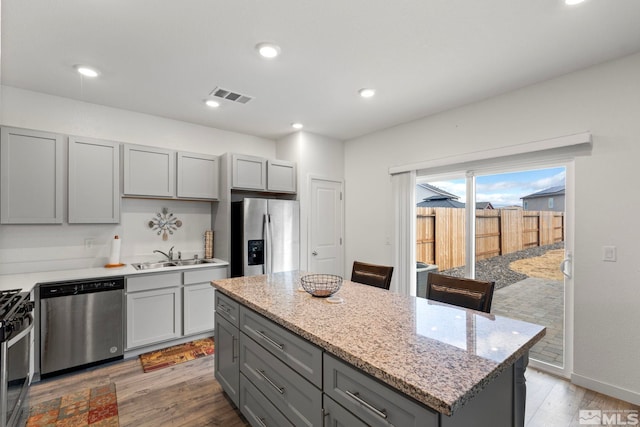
154, 246, 175, 261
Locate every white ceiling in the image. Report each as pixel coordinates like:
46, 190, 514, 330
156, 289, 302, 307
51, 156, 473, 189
2, 0, 640, 141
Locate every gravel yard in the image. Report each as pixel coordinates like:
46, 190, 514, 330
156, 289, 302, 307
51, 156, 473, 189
439, 242, 565, 289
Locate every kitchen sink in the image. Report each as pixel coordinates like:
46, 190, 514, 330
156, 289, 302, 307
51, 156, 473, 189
132, 261, 177, 270
131, 258, 206, 270
175, 258, 205, 266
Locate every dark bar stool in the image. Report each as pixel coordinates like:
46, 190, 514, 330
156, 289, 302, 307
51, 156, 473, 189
350, 261, 394, 290
426, 273, 495, 313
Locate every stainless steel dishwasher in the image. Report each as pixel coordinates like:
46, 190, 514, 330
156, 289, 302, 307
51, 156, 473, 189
39, 276, 124, 377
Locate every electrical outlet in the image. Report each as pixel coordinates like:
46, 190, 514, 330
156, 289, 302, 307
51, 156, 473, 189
602, 246, 616, 262
84, 238, 95, 249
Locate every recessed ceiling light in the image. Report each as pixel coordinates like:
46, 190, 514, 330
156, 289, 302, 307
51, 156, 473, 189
256, 43, 281, 59
291, 123, 303, 130
359, 88, 376, 98
75, 65, 99, 78
565, 0, 585, 5
205, 100, 220, 108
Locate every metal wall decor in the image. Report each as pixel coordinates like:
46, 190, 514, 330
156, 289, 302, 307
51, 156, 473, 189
148, 207, 182, 241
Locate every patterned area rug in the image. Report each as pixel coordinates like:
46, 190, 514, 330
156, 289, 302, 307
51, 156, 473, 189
27, 383, 119, 426
139, 338, 214, 373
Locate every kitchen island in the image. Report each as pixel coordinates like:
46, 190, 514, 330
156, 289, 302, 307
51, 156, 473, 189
212, 271, 546, 427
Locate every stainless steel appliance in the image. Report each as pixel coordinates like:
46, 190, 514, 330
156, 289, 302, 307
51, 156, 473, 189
0, 290, 34, 427
231, 198, 299, 277
39, 277, 124, 377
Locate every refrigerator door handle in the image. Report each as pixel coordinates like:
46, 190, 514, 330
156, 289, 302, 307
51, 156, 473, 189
262, 214, 268, 275
268, 214, 274, 274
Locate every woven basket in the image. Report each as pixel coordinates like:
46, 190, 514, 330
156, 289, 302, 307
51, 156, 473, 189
300, 274, 343, 298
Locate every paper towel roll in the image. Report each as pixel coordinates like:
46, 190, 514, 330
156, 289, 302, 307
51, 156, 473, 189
109, 235, 121, 265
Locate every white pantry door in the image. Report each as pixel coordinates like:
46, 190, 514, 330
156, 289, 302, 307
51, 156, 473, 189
309, 178, 343, 275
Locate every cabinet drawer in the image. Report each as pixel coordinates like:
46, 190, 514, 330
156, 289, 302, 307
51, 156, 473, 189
126, 272, 181, 292
240, 306, 322, 387
240, 374, 294, 427
323, 353, 437, 427
240, 333, 322, 427
323, 395, 368, 427
215, 292, 240, 327
183, 266, 227, 285
215, 314, 240, 407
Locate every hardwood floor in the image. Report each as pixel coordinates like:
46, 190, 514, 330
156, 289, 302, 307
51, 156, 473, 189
29, 356, 249, 427
29, 356, 637, 427
525, 369, 639, 427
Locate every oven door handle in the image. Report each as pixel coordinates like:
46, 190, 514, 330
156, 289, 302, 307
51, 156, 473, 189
7, 314, 34, 348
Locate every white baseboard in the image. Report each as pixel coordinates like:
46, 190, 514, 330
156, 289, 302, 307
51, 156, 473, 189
571, 373, 640, 406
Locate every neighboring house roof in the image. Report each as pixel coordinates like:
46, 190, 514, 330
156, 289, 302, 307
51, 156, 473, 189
417, 198, 465, 208
416, 183, 460, 200
476, 202, 494, 209
521, 185, 565, 200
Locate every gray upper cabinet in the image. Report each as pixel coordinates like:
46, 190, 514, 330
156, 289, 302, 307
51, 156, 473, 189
1, 127, 63, 224
123, 144, 175, 197
68, 136, 120, 223
267, 159, 296, 193
232, 154, 267, 191
177, 152, 219, 200
231, 154, 296, 193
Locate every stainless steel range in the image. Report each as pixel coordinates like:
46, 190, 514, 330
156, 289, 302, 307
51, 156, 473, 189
0, 290, 34, 427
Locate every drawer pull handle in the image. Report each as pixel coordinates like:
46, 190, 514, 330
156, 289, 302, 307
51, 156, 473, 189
218, 303, 231, 314
257, 369, 285, 394
231, 335, 237, 361
257, 330, 284, 351
257, 417, 268, 427
345, 390, 388, 420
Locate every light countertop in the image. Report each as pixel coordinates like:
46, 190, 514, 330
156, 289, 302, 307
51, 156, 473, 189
0, 258, 229, 293
212, 270, 546, 416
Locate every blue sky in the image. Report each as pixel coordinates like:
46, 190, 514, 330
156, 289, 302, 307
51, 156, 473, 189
424, 166, 566, 207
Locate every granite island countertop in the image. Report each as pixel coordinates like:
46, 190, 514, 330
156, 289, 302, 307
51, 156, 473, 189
212, 270, 546, 416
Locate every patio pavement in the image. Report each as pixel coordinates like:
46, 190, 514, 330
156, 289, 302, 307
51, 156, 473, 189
491, 277, 564, 366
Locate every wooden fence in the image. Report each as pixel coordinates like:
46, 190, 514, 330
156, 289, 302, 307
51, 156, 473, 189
416, 207, 564, 271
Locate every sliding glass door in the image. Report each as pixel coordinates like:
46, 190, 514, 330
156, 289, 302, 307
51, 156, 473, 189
416, 162, 573, 377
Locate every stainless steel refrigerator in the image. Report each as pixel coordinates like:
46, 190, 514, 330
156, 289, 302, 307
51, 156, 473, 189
231, 198, 299, 277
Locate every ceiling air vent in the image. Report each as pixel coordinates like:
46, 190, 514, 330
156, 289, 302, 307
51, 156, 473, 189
209, 87, 253, 104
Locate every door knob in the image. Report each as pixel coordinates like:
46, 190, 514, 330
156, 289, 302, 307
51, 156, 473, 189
312, 251, 318, 256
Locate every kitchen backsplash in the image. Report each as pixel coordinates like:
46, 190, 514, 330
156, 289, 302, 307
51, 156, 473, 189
0, 198, 214, 275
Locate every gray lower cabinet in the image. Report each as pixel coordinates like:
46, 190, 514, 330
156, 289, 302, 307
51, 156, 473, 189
183, 267, 226, 335
215, 313, 240, 407
126, 266, 227, 350
239, 307, 322, 386
217, 295, 526, 427
215, 291, 240, 326
240, 374, 294, 427
68, 136, 120, 223
126, 272, 182, 349
240, 333, 322, 427
0, 126, 63, 224
324, 353, 438, 427
323, 395, 368, 427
